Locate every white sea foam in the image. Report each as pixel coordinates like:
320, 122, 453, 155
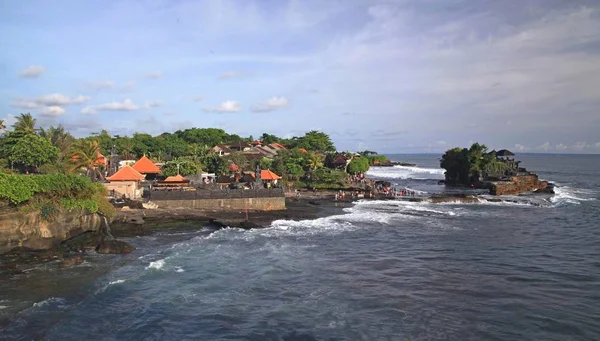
175, 267, 185, 273
108, 279, 126, 285
551, 185, 597, 206
32, 297, 66, 308
146, 259, 166, 270
367, 165, 445, 180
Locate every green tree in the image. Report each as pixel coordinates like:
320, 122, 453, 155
0, 119, 5, 132
39, 125, 74, 162
8, 134, 59, 172
68, 140, 105, 181
201, 154, 227, 176
294, 131, 335, 152
160, 160, 202, 177
12, 113, 37, 134
347, 157, 370, 174
260, 133, 280, 145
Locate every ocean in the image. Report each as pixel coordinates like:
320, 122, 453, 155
1, 154, 599, 340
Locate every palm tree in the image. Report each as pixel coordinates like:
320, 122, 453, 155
12, 113, 37, 134
39, 125, 74, 161
69, 140, 105, 181
120, 138, 134, 160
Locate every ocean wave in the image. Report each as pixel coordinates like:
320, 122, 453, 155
367, 165, 445, 180
146, 259, 166, 270
32, 297, 67, 309
551, 185, 597, 206
108, 279, 126, 285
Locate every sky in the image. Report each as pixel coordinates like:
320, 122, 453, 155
1, 0, 600, 154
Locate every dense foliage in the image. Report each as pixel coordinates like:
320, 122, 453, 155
0, 173, 113, 217
440, 143, 508, 185
160, 160, 202, 177
347, 157, 370, 174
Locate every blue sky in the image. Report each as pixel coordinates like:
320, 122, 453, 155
1, 0, 600, 153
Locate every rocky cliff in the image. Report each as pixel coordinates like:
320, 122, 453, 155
489, 175, 550, 196
0, 208, 103, 254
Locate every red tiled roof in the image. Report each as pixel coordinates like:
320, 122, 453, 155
107, 166, 145, 181
70, 152, 107, 167
298, 148, 308, 153
229, 163, 239, 172
251, 140, 262, 146
270, 142, 286, 150
164, 174, 188, 182
261, 169, 281, 181
132, 155, 161, 174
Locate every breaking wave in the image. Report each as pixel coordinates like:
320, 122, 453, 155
367, 165, 445, 180
551, 185, 597, 206
146, 259, 166, 270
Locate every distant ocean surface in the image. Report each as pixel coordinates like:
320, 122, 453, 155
1, 154, 599, 340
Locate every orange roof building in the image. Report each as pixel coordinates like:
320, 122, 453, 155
132, 155, 161, 174
229, 163, 239, 172
70, 152, 107, 167
270, 142, 286, 150
298, 148, 308, 153
164, 174, 188, 183
107, 165, 145, 181
261, 169, 281, 181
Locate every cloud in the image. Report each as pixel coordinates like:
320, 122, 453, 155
81, 99, 140, 115
12, 94, 91, 109
571, 142, 588, 151
437, 140, 448, 146
218, 71, 243, 79
144, 101, 164, 108
595, 142, 600, 149
203, 100, 241, 113
537, 142, 551, 151
122, 81, 136, 91
145, 72, 162, 79
515, 144, 528, 152
191, 95, 204, 102
19, 65, 45, 78
251, 96, 289, 113
556, 143, 568, 151
86, 81, 114, 91
39, 106, 66, 117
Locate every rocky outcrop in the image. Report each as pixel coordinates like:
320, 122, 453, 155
96, 239, 135, 254
0, 209, 103, 254
430, 195, 481, 204
489, 175, 550, 195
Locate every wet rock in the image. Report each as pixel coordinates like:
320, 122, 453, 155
238, 220, 264, 230
96, 239, 135, 254
59, 256, 84, 269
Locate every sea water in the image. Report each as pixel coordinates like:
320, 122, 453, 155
1, 154, 599, 340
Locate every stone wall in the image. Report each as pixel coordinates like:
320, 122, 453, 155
0, 209, 103, 254
489, 175, 548, 195
151, 197, 286, 211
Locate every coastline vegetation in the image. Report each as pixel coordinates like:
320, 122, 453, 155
440, 143, 509, 185
0, 113, 394, 211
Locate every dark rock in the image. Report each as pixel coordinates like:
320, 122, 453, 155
96, 239, 135, 254
308, 200, 321, 206
59, 256, 84, 269
238, 220, 264, 230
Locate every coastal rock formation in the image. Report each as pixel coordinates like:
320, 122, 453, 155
0, 209, 103, 254
489, 175, 550, 196
96, 239, 135, 254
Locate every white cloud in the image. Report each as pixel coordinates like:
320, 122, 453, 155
251, 96, 289, 113
537, 142, 551, 151
203, 100, 241, 113
86, 81, 114, 90
192, 95, 204, 102
571, 142, 588, 151
145, 101, 164, 108
81, 98, 141, 115
122, 81, 136, 91
19, 65, 45, 78
12, 94, 91, 109
218, 71, 243, 79
556, 143, 568, 151
39, 106, 66, 117
145, 72, 162, 79
35, 94, 90, 106
436, 140, 447, 146
515, 144, 528, 152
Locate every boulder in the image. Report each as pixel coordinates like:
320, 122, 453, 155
59, 256, 84, 269
96, 239, 135, 254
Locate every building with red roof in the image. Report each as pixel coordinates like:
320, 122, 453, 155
104, 166, 146, 199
